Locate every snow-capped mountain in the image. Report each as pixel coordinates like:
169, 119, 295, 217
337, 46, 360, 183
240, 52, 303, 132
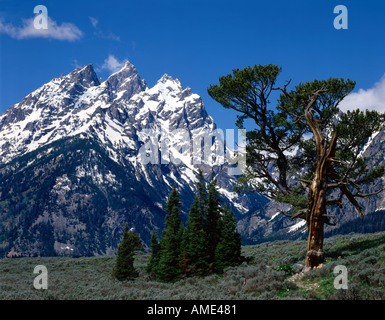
0, 62, 144, 164
0, 61, 267, 257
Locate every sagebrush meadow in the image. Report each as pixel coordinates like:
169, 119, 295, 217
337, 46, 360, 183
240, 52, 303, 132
1, 231, 384, 300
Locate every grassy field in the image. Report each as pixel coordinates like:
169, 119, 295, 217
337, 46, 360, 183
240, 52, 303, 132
1, 231, 385, 300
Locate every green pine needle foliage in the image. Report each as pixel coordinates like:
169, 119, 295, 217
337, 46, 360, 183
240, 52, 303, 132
112, 223, 142, 281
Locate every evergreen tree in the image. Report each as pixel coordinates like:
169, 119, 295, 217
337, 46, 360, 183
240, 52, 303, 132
181, 196, 209, 277
112, 223, 142, 280
208, 64, 385, 269
146, 230, 161, 277
196, 169, 208, 223
156, 185, 183, 282
206, 172, 222, 267
179, 250, 190, 277
127, 230, 144, 251
214, 205, 242, 273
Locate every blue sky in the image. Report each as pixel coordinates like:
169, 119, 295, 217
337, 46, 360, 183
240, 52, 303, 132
1, 0, 385, 131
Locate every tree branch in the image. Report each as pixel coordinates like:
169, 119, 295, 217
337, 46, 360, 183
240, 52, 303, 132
339, 185, 365, 216
353, 187, 385, 198
324, 220, 337, 226
277, 208, 307, 220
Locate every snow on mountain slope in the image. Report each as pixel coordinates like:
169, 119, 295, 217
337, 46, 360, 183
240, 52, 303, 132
0, 61, 267, 231
0, 62, 217, 169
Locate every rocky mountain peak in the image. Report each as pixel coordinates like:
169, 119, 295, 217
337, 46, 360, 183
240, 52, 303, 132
69, 64, 100, 88
0, 59, 270, 257
103, 61, 147, 101
159, 73, 177, 82
156, 74, 182, 90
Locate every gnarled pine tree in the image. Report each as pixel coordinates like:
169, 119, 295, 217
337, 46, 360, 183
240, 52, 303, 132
208, 64, 385, 269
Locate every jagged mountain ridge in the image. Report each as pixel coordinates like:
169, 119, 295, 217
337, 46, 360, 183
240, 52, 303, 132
0, 61, 267, 257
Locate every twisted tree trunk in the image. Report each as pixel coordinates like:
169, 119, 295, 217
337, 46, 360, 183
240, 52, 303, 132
305, 174, 327, 268
305, 132, 337, 268
304, 95, 337, 269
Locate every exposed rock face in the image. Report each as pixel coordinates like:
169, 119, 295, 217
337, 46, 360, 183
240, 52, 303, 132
0, 61, 266, 257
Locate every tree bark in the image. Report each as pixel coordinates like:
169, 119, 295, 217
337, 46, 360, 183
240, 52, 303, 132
301, 87, 338, 269
305, 178, 326, 269
304, 133, 337, 269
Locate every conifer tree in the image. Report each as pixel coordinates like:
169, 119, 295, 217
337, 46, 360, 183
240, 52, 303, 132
156, 185, 183, 282
206, 172, 222, 267
112, 223, 142, 280
181, 196, 209, 276
179, 250, 190, 277
146, 230, 161, 277
208, 64, 385, 269
196, 169, 208, 223
214, 205, 242, 273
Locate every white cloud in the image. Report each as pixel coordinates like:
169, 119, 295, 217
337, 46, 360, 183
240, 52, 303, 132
89, 16, 120, 42
72, 58, 82, 69
0, 17, 83, 41
89, 16, 98, 28
99, 55, 128, 74
98, 31, 120, 42
97, 30, 120, 41
339, 74, 385, 113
